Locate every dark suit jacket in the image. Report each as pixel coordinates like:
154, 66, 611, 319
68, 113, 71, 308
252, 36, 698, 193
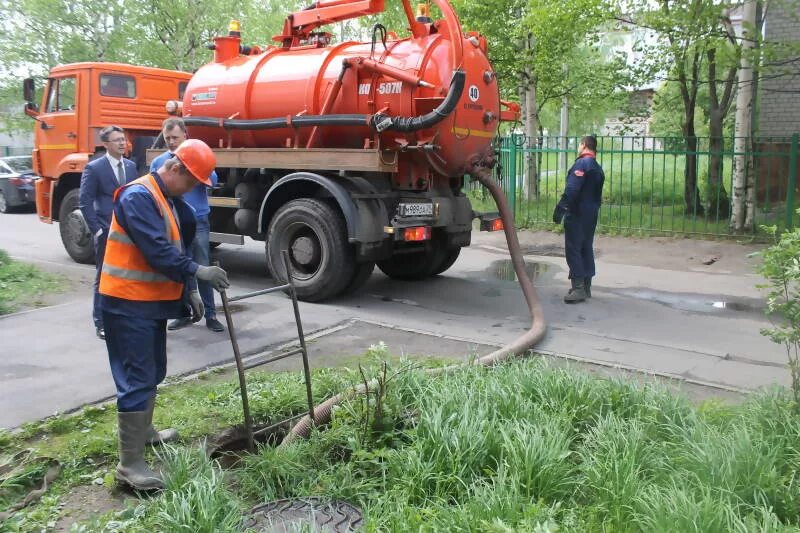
79, 155, 137, 234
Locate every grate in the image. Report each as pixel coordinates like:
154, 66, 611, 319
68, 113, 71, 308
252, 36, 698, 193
243, 497, 363, 532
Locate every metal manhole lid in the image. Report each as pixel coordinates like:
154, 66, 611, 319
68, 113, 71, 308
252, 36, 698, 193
242, 497, 363, 532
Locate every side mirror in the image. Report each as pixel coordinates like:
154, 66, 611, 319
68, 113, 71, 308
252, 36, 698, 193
23, 78, 35, 104
23, 79, 39, 118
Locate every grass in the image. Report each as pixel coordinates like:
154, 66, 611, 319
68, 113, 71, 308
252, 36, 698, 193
0, 249, 65, 314
3, 353, 799, 532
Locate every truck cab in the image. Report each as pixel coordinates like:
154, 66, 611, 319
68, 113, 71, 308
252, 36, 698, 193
24, 63, 190, 263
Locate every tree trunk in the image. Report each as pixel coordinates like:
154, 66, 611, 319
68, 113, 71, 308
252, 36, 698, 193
524, 84, 539, 198
683, 114, 704, 216
731, 0, 757, 231
523, 33, 539, 199
707, 111, 730, 220
559, 93, 569, 173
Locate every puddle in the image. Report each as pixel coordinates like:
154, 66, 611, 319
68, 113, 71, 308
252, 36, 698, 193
484, 260, 555, 283
616, 289, 762, 315
710, 301, 753, 311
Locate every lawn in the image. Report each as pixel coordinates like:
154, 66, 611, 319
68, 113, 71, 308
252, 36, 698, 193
2, 351, 799, 532
0, 249, 65, 315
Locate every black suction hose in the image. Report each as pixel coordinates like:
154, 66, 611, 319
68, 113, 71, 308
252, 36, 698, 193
372, 70, 465, 132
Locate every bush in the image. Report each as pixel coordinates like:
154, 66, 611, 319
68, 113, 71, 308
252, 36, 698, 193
758, 213, 800, 410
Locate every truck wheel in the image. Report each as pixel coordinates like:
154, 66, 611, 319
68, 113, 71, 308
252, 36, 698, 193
266, 198, 354, 302
377, 244, 449, 280
431, 247, 462, 276
342, 261, 375, 294
59, 189, 95, 264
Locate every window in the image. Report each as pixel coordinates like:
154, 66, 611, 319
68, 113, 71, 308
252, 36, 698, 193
45, 77, 76, 113
100, 74, 135, 98
178, 82, 188, 99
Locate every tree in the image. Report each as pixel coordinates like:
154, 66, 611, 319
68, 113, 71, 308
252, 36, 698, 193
627, 0, 730, 216
455, 0, 626, 198
730, 0, 757, 232
704, 10, 742, 220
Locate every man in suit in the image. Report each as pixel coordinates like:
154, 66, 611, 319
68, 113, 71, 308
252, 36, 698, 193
80, 125, 137, 340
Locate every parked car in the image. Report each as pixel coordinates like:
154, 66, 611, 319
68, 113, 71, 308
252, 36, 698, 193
0, 155, 36, 213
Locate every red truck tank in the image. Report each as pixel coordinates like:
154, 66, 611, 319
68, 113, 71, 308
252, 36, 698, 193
182, 0, 499, 179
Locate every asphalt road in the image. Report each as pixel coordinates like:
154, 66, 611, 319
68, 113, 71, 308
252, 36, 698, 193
0, 210, 786, 428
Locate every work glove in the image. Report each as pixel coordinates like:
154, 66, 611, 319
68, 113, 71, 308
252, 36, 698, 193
189, 290, 204, 323
552, 204, 567, 224
196, 265, 230, 292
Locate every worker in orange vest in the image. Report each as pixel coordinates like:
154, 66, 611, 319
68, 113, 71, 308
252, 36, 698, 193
99, 139, 229, 490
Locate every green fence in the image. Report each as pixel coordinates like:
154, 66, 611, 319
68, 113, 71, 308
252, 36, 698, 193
1, 146, 33, 157
469, 134, 799, 237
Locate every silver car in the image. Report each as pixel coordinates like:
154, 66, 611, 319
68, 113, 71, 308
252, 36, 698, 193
0, 155, 36, 213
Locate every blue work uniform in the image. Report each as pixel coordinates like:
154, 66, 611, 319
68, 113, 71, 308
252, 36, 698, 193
100, 172, 199, 411
556, 152, 605, 280
151, 152, 219, 319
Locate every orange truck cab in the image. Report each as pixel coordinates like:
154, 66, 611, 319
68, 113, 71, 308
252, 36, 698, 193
23, 63, 190, 263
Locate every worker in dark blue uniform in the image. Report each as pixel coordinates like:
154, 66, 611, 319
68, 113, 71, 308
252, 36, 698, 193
552, 135, 605, 303
100, 140, 229, 490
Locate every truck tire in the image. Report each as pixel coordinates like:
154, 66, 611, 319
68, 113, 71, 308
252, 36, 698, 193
342, 261, 375, 294
377, 244, 449, 280
266, 198, 354, 302
432, 247, 461, 276
59, 189, 95, 264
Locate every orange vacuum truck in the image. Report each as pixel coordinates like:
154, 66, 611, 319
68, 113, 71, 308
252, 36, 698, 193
24, 0, 519, 302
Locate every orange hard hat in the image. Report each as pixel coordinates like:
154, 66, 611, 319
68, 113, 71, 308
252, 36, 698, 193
174, 139, 215, 186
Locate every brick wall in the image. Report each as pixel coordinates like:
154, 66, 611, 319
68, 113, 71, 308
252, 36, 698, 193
758, 4, 800, 137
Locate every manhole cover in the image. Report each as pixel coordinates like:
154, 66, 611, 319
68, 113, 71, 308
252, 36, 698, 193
242, 497, 363, 532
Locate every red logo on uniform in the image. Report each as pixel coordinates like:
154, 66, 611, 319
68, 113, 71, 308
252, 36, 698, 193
574, 169, 585, 177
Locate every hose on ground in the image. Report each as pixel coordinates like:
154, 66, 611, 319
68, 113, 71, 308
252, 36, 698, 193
280, 150, 546, 446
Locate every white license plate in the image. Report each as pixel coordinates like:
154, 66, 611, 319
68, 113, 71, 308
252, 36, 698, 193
399, 203, 433, 217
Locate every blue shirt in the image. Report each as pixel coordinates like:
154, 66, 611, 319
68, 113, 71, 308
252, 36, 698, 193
150, 151, 218, 217
557, 152, 605, 217
101, 172, 199, 319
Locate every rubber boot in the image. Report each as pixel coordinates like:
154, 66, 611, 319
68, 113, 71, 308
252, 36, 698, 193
584, 277, 592, 298
144, 397, 179, 446
116, 410, 164, 490
564, 278, 587, 304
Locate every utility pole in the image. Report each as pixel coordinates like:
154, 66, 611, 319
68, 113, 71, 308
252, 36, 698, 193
731, 0, 757, 231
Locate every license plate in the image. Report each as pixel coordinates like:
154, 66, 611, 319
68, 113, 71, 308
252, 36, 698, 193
398, 202, 433, 217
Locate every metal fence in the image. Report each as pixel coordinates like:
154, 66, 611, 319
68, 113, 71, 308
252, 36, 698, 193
469, 134, 799, 237
0, 146, 33, 157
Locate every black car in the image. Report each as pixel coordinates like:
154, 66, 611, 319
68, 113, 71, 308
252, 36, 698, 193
0, 155, 36, 213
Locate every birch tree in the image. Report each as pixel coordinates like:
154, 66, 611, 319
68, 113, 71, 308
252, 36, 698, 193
731, 0, 757, 232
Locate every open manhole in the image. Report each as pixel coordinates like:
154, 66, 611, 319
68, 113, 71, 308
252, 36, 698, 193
242, 497, 363, 532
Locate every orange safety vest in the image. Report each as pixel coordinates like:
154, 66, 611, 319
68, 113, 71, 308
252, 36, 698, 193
99, 174, 185, 301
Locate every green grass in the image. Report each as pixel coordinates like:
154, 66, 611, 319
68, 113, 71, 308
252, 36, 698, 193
4, 355, 800, 531
0, 249, 65, 314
